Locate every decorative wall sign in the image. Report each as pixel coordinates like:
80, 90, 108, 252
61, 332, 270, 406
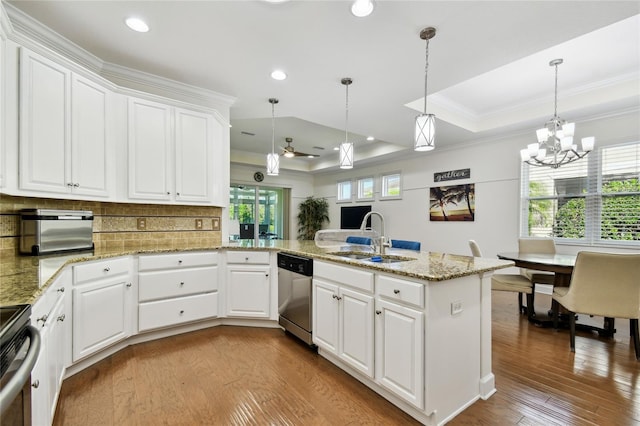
212, 217, 221, 231
429, 183, 475, 221
434, 168, 470, 182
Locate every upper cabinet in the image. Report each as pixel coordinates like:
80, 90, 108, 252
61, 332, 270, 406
128, 98, 224, 205
18, 48, 113, 198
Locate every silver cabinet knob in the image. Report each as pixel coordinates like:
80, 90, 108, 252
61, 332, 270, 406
176, 192, 180, 196
180, 281, 184, 287
178, 260, 183, 264
32, 380, 40, 388
104, 266, 110, 272
393, 289, 400, 294
57, 287, 65, 293
73, 183, 79, 187
245, 257, 249, 261
167, 191, 171, 195
37, 314, 48, 326
126, 282, 132, 288
66, 183, 73, 187
57, 314, 66, 322
179, 310, 184, 315
376, 310, 382, 315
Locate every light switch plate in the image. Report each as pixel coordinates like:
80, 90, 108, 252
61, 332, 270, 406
451, 300, 463, 315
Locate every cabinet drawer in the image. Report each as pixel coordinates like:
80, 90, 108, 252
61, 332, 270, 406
314, 261, 374, 293
74, 257, 130, 284
377, 274, 424, 308
138, 292, 218, 332
139, 266, 218, 301
138, 252, 218, 271
226, 250, 270, 265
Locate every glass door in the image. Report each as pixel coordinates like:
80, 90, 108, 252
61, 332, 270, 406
229, 185, 288, 241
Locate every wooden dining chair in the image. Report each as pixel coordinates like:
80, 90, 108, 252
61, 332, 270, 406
469, 240, 534, 318
552, 251, 640, 360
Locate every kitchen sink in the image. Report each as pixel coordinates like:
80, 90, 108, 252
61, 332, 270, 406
327, 251, 414, 264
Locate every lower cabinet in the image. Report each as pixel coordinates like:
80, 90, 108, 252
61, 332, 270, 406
312, 261, 375, 378
225, 251, 272, 319
138, 252, 219, 332
72, 257, 134, 362
30, 269, 71, 426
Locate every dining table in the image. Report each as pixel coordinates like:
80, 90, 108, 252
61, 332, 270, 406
497, 251, 615, 336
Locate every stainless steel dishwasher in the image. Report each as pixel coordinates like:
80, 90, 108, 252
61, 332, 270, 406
277, 252, 314, 346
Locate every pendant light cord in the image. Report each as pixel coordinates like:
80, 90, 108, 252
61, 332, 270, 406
271, 102, 276, 153
423, 37, 429, 115
345, 82, 349, 143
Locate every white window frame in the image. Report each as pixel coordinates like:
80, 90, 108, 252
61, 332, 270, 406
356, 176, 375, 201
337, 179, 353, 203
380, 171, 402, 200
520, 140, 640, 248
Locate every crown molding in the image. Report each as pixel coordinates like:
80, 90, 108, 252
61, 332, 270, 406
3, 2, 235, 111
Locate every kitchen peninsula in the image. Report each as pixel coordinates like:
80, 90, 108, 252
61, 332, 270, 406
0, 240, 512, 425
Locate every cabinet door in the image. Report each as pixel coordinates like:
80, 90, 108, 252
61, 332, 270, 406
312, 279, 339, 354
47, 297, 67, 420
73, 277, 132, 361
30, 343, 50, 426
71, 74, 111, 197
226, 266, 271, 318
375, 298, 424, 409
127, 97, 171, 201
174, 108, 212, 203
339, 287, 374, 378
19, 48, 71, 193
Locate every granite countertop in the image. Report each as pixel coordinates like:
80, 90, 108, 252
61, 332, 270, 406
0, 240, 513, 306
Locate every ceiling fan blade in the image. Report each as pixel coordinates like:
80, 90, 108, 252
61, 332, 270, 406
293, 151, 319, 158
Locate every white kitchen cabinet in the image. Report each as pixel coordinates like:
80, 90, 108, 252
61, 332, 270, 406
312, 261, 375, 378
127, 97, 221, 204
225, 251, 272, 318
18, 48, 112, 198
72, 258, 134, 361
138, 252, 219, 332
375, 274, 424, 409
30, 268, 71, 426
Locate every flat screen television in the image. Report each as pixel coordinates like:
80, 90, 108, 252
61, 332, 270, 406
340, 205, 372, 230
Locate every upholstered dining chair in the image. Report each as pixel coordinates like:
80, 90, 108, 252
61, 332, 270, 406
552, 251, 640, 360
345, 236, 372, 245
469, 240, 534, 318
391, 239, 421, 251
519, 237, 556, 286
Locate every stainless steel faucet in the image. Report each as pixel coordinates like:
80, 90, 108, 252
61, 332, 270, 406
360, 211, 390, 254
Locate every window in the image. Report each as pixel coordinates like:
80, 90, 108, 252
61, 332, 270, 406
337, 180, 352, 202
381, 172, 401, 199
357, 176, 374, 201
521, 141, 640, 246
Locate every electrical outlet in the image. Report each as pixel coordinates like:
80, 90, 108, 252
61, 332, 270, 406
195, 219, 203, 230
451, 300, 463, 315
137, 218, 147, 230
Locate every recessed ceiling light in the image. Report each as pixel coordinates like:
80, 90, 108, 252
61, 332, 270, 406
263, 0, 290, 3
125, 17, 149, 33
367, 136, 375, 141
351, 0, 374, 17
271, 70, 287, 81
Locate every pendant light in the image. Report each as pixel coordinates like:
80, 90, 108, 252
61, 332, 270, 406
266, 98, 279, 176
339, 77, 354, 169
414, 27, 436, 152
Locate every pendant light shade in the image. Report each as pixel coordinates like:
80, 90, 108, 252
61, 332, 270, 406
266, 98, 279, 176
414, 27, 436, 152
340, 77, 354, 169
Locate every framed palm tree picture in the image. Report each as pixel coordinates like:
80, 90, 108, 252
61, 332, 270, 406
429, 184, 475, 221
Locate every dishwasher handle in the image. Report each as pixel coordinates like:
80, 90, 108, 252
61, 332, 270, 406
0, 325, 41, 415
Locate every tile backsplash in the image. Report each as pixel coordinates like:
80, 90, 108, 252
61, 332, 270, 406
0, 195, 222, 255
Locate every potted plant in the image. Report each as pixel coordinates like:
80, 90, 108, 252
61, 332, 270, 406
297, 196, 330, 240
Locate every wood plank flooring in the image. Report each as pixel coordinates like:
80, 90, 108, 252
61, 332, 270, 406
53, 292, 640, 425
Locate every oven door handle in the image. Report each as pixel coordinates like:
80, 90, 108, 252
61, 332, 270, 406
0, 325, 41, 415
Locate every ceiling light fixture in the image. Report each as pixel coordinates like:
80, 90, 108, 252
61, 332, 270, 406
271, 70, 287, 81
125, 17, 149, 33
351, 0, 374, 17
266, 98, 280, 176
414, 27, 436, 152
339, 77, 354, 169
521, 59, 594, 168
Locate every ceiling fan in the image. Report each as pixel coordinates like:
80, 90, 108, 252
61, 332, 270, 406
280, 137, 319, 158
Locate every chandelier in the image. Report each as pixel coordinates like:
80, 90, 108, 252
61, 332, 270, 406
266, 98, 279, 176
414, 27, 436, 152
521, 59, 595, 168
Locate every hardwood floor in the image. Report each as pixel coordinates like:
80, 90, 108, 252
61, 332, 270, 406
54, 292, 640, 425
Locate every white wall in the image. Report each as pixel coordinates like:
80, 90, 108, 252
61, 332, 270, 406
313, 110, 640, 259
229, 162, 314, 240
